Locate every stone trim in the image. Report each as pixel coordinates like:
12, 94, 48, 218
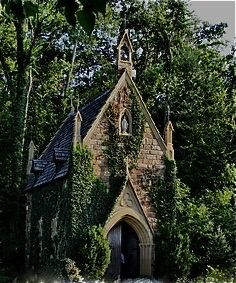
104, 209, 154, 276
125, 72, 167, 153
84, 70, 166, 156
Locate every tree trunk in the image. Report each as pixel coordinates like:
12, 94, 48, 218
12, 18, 28, 190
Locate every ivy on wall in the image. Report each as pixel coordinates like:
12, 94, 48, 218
28, 145, 111, 280
27, 91, 147, 280
68, 145, 111, 279
104, 92, 145, 200
28, 180, 72, 278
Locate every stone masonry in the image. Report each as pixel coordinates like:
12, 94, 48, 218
86, 85, 165, 230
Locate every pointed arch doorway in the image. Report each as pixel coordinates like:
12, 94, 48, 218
107, 221, 140, 279
105, 210, 154, 280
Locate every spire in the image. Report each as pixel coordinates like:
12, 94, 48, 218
163, 105, 174, 159
164, 120, 174, 160
73, 111, 82, 148
117, 29, 134, 78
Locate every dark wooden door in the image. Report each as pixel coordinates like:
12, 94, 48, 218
121, 222, 140, 279
107, 221, 140, 279
107, 223, 122, 279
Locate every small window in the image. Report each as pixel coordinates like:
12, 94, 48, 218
119, 109, 132, 135
120, 43, 130, 61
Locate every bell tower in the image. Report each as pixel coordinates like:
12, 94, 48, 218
117, 29, 134, 77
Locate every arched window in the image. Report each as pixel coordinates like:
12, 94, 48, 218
120, 109, 132, 135
120, 43, 130, 61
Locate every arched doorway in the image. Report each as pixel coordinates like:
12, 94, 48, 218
107, 221, 140, 279
104, 186, 154, 278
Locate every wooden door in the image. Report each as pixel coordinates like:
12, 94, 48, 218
107, 223, 122, 279
121, 222, 140, 279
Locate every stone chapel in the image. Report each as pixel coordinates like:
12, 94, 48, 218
25, 30, 174, 280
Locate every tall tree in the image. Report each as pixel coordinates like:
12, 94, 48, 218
0, 0, 108, 278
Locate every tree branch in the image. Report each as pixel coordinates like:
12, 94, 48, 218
22, 66, 33, 151
63, 40, 78, 111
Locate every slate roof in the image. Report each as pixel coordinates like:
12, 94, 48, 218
25, 89, 112, 191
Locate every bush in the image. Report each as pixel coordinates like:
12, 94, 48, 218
79, 226, 111, 279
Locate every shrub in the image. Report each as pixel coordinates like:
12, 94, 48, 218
79, 226, 111, 279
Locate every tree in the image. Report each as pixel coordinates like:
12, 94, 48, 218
0, 0, 235, 280
116, 0, 235, 279
122, 0, 235, 195
0, 0, 108, 278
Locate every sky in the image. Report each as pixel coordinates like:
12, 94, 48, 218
189, 0, 235, 54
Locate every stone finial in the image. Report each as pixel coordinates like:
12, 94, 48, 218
164, 121, 174, 160
117, 29, 134, 77
73, 111, 82, 148
27, 140, 35, 175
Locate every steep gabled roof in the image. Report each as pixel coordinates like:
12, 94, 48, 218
26, 70, 166, 192
84, 71, 166, 153
80, 89, 112, 139
25, 89, 112, 190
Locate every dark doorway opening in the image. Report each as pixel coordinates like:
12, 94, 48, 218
107, 221, 140, 280
121, 222, 140, 279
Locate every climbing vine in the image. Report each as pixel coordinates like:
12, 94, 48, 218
28, 145, 111, 280
28, 180, 72, 278
68, 145, 111, 279
104, 92, 145, 200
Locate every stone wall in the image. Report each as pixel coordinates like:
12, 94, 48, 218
87, 119, 110, 185
86, 91, 165, 230
130, 122, 165, 229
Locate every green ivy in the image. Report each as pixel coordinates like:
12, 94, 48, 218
79, 226, 111, 279
104, 94, 145, 200
150, 158, 195, 280
68, 145, 111, 279
28, 145, 111, 280
28, 180, 72, 278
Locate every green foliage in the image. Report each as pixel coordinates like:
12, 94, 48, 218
150, 158, 236, 280
29, 181, 71, 271
27, 146, 111, 280
57, 0, 107, 33
150, 158, 195, 280
70, 145, 110, 230
68, 145, 111, 278
1, 0, 108, 33
189, 189, 235, 277
79, 226, 111, 279
0, 0, 235, 280
0, 268, 10, 283
59, 258, 83, 283
104, 94, 145, 198
199, 266, 235, 283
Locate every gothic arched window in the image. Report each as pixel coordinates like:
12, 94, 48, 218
120, 109, 132, 135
